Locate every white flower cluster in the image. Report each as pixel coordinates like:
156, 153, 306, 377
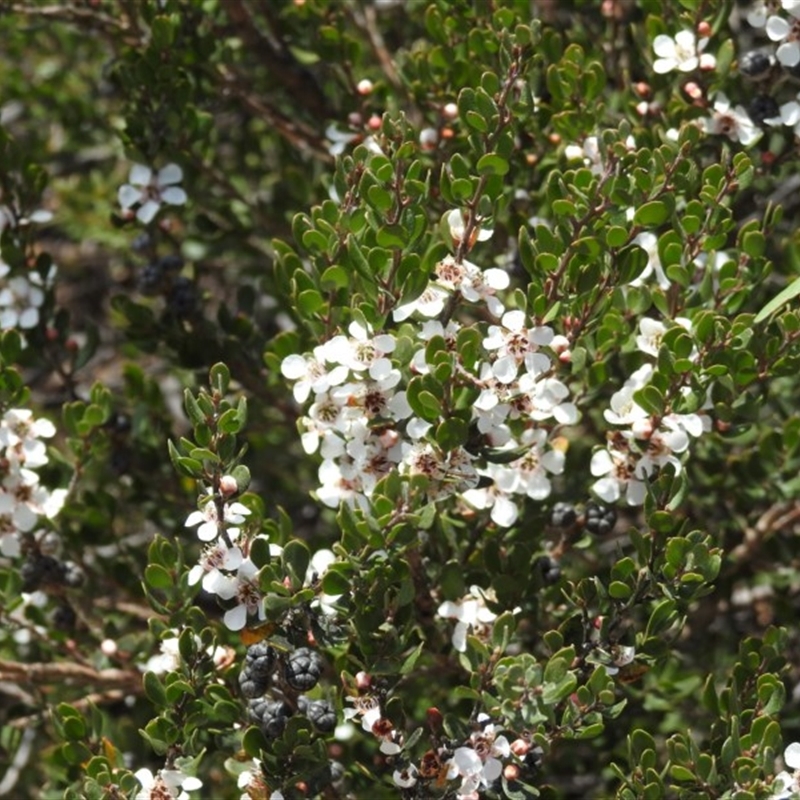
590, 318, 710, 506
437, 585, 499, 652
772, 741, 800, 799
134, 766, 202, 800
0, 202, 55, 340
281, 210, 577, 527
748, 0, 800, 68
390, 713, 515, 798
184, 482, 274, 631
0, 409, 66, 558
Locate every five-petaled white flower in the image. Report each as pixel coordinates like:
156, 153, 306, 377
703, 93, 762, 146
118, 163, 187, 224
653, 30, 716, 74
134, 767, 202, 800
437, 586, 499, 652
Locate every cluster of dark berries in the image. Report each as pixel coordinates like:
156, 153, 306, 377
536, 556, 561, 586
138, 254, 183, 296
136, 255, 197, 319
584, 502, 617, 536
550, 502, 577, 528
549, 501, 617, 536
240, 642, 335, 739
20, 552, 84, 592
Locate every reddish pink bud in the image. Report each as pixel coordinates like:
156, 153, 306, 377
510, 738, 531, 756
355, 671, 372, 690
684, 82, 703, 101
219, 474, 238, 495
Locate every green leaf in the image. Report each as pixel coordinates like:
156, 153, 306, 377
144, 564, 173, 590
476, 153, 509, 176
634, 200, 670, 227
209, 362, 230, 395
143, 670, 167, 705
754, 275, 800, 323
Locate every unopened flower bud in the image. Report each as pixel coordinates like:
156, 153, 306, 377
367, 114, 382, 131
219, 474, 238, 495
357, 78, 374, 95
101, 638, 118, 657
510, 738, 531, 756
504, 764, 521, 782
697, 21, 711, 38
443, 102, 458, 119
634, 81, 651, 98
684, 82, 703, 101
426, 706, 443, 732
355, 671, 372, 690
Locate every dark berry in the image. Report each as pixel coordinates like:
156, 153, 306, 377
550, 502, 577, 528
138, 263, 164, 295
523, 745, 544, 774
131, 233, 152, 252
284, 647, 324, 691
239, 643, 276, 698
303, 698, 337, 733
536, 556, 561, 585
748, 95, 779, 125
166, 276, 197, 318
739, 50, 773, 79
159, 254, 184, 272
584, 502, 617, 536
245, 642, 276, 681
21, 554, 67, 591
53, 603, 77, 631
247, 697, 292, 739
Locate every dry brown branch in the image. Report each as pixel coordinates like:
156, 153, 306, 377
0, 658, 141, 691
6, 3, 132, 36
216, 64, 334, 163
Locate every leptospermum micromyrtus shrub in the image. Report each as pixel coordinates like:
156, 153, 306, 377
4, 1, 800, 798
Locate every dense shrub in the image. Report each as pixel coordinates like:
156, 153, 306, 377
2, 2, 800, 799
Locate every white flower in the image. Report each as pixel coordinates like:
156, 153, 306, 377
324, 321, 396, 378
630, 232, 670, 290
703, 93, 762, 147
564, 135, 603, 174
446, 208, 494, 250
590, 445, 647, 506
437, 586, 499, 652
764, 3, 800, 67
184, 494, 250, 542
393, 763, 419, 788
772, 741, 800, 798
206, 557, 265, 631
461, 463, 521, 527
134, 767, 202, 800
118, 163, 187, 224
187, 539, 244, 590
393, 283, 450, 322
280, 344, 349, 404
483, 310, 553, 384
653, 30, 716, 74
0, 265, 48, 331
